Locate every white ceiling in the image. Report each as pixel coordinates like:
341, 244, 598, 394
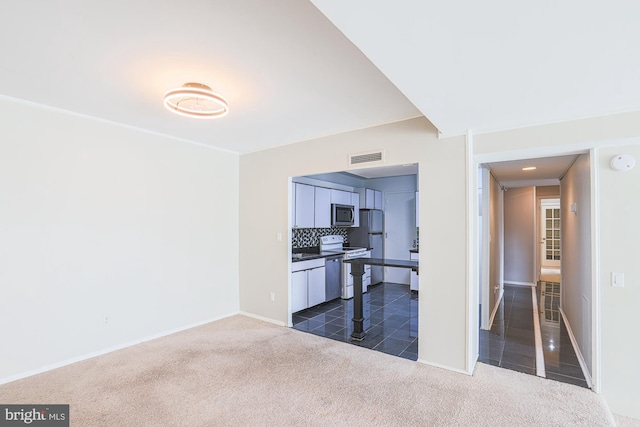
0, 1, 420, 154
486, 155, 578, 188
2, 2, 639, 157
310, 0, 640, 137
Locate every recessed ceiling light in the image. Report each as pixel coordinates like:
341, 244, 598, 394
522, 166, 537, 171
163, 82, 229, 119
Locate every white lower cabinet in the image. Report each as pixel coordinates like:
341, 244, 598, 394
291, 270, 309, 313
307, 267, 326, 307
363, 250, 372, 291
291, 258, 326, 312
410, 251, 419, 291
343, 251, 372, 299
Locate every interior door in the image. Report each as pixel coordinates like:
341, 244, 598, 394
384, 191, 415, 284
540, 198, 561, 269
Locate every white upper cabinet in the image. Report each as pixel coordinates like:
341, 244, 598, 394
351, 192, 360, 227
314, 187, 331, 228
375, 190, 382, 210
363, 188, 383, 210
293, 182, 360, 229
293, 183, 315, 228
330, 189, 352, 206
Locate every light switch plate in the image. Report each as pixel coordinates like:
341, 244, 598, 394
612, 272, 624, 287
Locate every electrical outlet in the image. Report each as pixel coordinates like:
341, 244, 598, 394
104, 315, 109, 324
270, 292, 276, 302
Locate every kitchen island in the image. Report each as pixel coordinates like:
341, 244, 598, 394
343, 257, 419, 341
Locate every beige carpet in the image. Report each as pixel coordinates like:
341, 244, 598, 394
0, 315, 616, 426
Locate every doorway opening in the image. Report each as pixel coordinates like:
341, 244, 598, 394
289, 164, 419, 361
540, 198, 561, 282
476, 153, 593, 389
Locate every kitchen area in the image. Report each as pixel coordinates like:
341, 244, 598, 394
290, 166, 419, 360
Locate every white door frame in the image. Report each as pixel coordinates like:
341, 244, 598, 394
479, 166, 491, 330
467, 137, 601, 392
540, 198, 561, 270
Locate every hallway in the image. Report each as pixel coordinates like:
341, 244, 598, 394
479, 284, 588, 388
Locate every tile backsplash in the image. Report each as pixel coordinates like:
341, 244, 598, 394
292, 227, 349, 248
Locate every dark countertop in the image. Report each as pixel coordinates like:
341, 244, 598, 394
409, 248, 419, 254
291, 251, 341, 262
343, 257, 419, 272
292, 245, 372, 263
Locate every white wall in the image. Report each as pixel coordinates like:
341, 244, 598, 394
598, 144, 640, 418
503, 187, 535, 285
489, 173, 503, 316
560, 154, 592, 376
0, 98, 240, 382
480, 168, 503, 330
419, 136, 469, 369
238, 117, 472, 371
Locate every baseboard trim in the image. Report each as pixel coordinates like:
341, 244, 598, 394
559, 308, 594, 389
239, 311, 287, 327
0, 311, 238, 386
468, 352, 479, 375
488, 289, 504, 328
417, 358, 473, 375
504, 280, 536, 287
531, 287, 546, 378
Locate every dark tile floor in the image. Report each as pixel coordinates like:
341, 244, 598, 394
292, 282, 418, 360
479, 283, 588, 388
479, 285, 537, 375
538, 281, 589, 388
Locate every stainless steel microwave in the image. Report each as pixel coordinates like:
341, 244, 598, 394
331, 204, 355, 226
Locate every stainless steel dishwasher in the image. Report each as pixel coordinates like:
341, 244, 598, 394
325, 255, 343, 302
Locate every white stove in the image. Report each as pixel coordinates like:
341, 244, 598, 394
320, 235, 371, 299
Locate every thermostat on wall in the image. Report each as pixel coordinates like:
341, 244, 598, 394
610, 154, 636, 172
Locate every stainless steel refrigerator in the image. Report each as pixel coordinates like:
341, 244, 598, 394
348, 209, 383, 285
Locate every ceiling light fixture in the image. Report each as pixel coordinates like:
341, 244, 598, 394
522, 166, 537, 171
163, 82, 229, 119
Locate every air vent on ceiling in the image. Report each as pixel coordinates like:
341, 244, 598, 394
348, 150, 385, 166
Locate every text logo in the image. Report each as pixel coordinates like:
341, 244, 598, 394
0, 405, 69, 427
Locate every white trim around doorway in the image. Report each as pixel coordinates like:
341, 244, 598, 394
589, 147, 601, 393
468, 139, 614, 394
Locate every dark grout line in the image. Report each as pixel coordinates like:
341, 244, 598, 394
292, 282, 418, 360
479, 283, 588, 388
